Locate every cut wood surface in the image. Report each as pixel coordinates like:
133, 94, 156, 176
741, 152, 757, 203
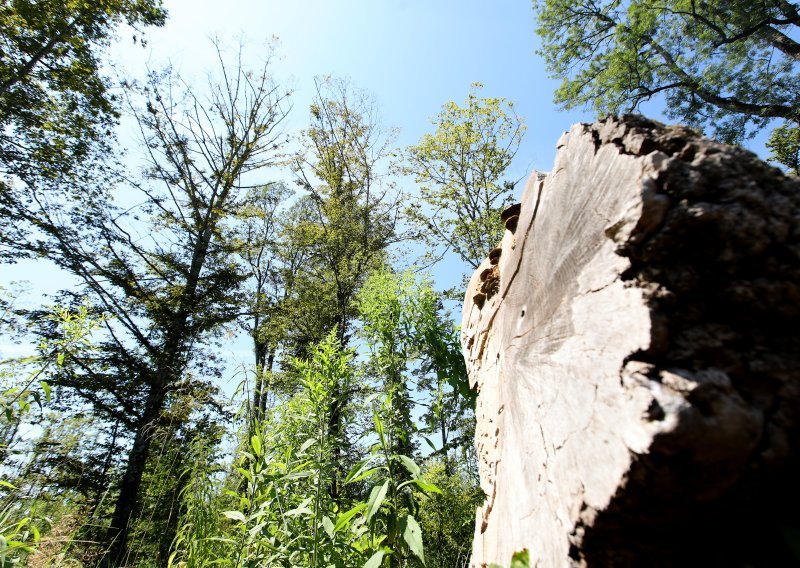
462, 116, 800, 567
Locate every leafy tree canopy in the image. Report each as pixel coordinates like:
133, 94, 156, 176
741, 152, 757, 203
534, 0, 800, 168
405, 83, 525, 272
0, 0, 167, 261
0, 0, 166, 173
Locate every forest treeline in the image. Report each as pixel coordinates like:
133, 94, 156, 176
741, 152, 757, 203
0, 1, 524, 566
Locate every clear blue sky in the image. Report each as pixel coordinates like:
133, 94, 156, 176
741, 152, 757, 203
110, 0, 594, 179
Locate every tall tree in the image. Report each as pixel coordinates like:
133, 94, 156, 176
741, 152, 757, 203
15, 44, 289, 565
293, 77, 402, 345
404, 83, 525, 272
533, 0, 800, 169
99, 50, 288, 565
0, 0, 166, 260
291, 77, 402, 496
232, 182, 293, 423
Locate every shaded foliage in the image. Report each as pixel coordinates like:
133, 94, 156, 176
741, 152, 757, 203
534, 0, 800, 168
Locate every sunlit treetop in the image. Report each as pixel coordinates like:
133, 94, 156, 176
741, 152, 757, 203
534, 0, 800, 152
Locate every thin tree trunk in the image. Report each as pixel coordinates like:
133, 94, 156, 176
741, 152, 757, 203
100, 382, 167, 567
259, 350, 275, 416
251, 339, 266, 425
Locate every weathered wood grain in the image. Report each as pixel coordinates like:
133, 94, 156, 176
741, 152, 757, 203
462, 116, 800, 567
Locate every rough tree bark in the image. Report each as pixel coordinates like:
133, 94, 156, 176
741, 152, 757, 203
462, 115, 800, 567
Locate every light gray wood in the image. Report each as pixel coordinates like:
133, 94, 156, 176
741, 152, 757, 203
462, 116, 800, 567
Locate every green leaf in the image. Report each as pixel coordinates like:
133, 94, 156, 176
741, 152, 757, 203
282, 470, 312, 481
400, 514, 425, 565
222, 510, 247, 523
250, 434, 262, 457
412, 478, 442, 494
322, 515, 335, 539
345, 457, 372, 484
366, 480, 389, 522
248, 521, 267, 539
363, 549, 385, 568
298, 438, 315, 454
373, 412, 386, 447
349, 466, 382, 484
235, 467, 253, 484
334, 502, 367, 533
40, 380, 51, 402
396, 454, 420, 477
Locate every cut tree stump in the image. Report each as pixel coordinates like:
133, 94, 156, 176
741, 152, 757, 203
462, 115, 800, 567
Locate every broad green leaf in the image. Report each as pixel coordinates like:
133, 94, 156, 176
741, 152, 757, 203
366, 480, 389, 522
222, 510, 247, 523
235, 467, 253, 484
322, 515, 335, 539
396, 454, 420, 477
363, 550, 385, 568
334, 502, 367, 533
400, 478, 442, 494
345, 457, 372, 484
40, 380, 51, 402
282, 470, 313, 481
248, 521, 267, 539
400, 514, 425, 565
298, 438, 316, 454
349, 466, 382, 484
250, 434, 262, 457
373, 412, 385, 447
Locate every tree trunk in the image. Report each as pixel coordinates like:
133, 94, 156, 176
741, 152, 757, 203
259, 350, 274, 416
251, 338, 266, 426
101, 382, 167, 567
